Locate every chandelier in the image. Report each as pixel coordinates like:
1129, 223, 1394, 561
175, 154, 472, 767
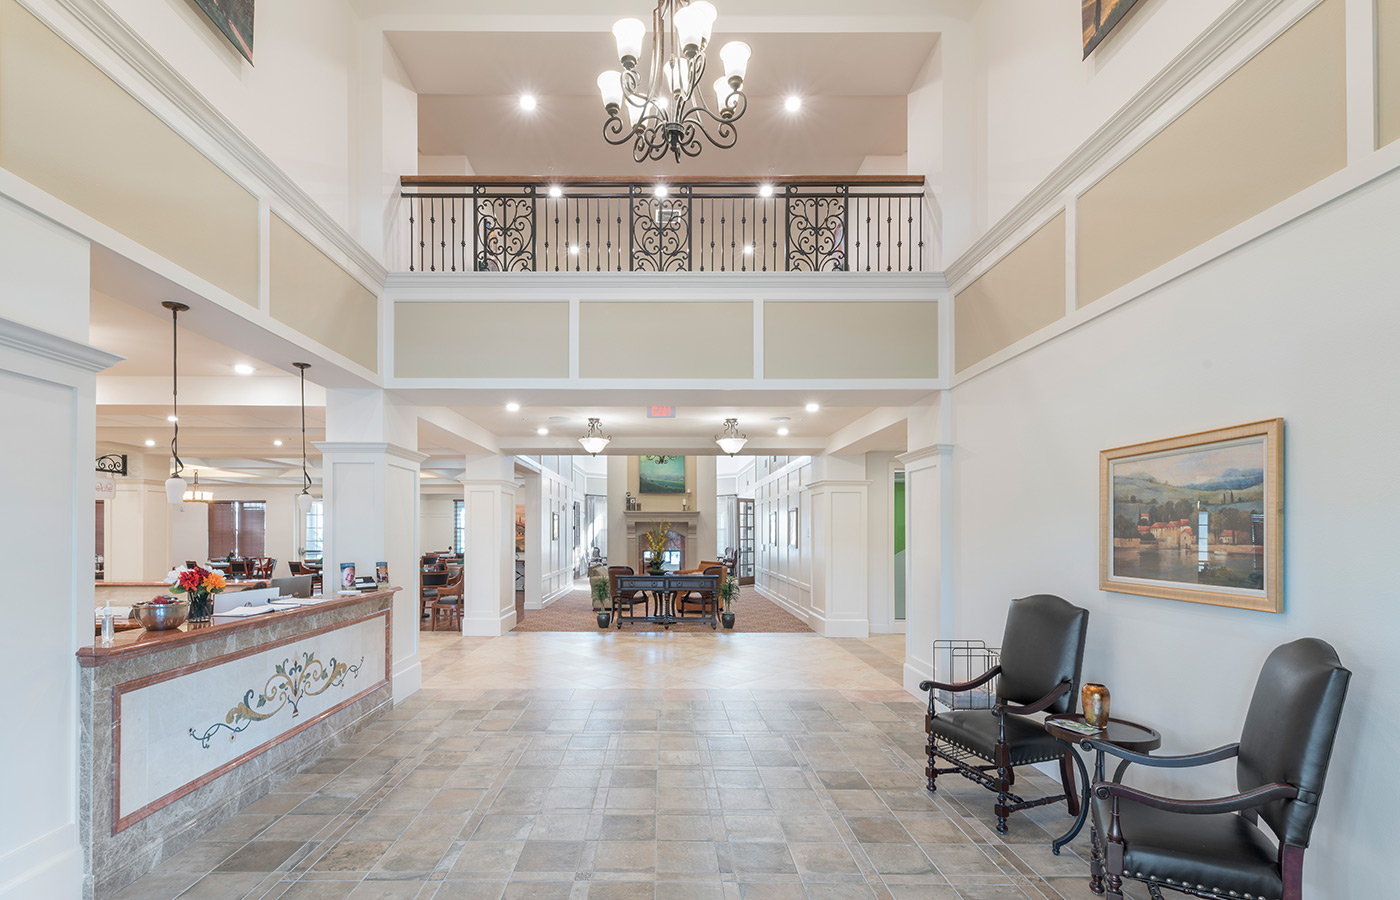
182, 470, 213, 504
715, 418, 747, 456
578, 418, 612, 456
598, 1, 751, 163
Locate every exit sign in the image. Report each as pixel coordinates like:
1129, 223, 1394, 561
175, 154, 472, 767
647, 405, 676, 418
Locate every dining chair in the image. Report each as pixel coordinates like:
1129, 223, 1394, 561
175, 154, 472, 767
608, 566, 649, 620
677, 565, 725, 618
420, 570, 449, 620
430, 571, 464, 631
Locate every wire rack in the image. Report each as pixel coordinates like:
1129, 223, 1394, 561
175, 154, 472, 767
932, 639, 1001, 710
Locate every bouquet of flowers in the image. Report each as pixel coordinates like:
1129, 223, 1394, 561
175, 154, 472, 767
641, 522, 672, 574
166, 565, 226, 623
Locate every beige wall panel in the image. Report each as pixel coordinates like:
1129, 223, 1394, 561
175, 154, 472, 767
0, 0, 258, 304
1381, 0, 1400, 146
270, 215, 378, 372
765, 301, 938, 379
1077, 0, 1347, 306
395, 301, 568, 378
954, 213, 1066, 373
580, 302, 752, 379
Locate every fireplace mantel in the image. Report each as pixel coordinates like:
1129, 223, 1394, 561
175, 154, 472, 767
623, 511, 701, 571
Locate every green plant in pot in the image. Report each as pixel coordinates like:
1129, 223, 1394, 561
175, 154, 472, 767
591, 577, 612, 628
718, 574, 738, 629
641, 522, 672, 576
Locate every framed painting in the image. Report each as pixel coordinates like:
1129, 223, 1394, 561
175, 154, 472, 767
639, 455, 685, 493
193, 0, 255, 63
1083, 0, 1144, 58
514, 505, 526, 553
551, 512, 560, 541
788, 508, 799, 548
1100, 419, 1282, 613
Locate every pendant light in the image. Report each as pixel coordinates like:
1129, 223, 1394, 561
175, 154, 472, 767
294, 362, 314, 512
578, 417, 612, 456
715, 418, 747, 456
182, 470, 213, 503
162, 301, 190, 503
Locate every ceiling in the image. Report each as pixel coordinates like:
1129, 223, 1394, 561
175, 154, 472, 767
449, 404, 868, 440
90, 291, 284, 378
398, 29, 936, 175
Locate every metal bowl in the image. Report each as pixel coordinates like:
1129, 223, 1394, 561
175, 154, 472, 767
131, 598, 189, 631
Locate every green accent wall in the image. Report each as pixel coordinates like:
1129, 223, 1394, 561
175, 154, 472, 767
894, 477, 906, 620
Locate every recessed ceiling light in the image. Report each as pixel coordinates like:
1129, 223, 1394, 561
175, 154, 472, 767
549, 416, 568, 422
654, 184, 669, 198
777, 427, 790, 436
771, 416, 790, 423
758, 184, 774, 198
548, 185, 563, 198
537, 427, 549, 436
233, 363, 255, 375
144, 439, 156, 447
506, 402, 521, 412
785, 95, 802, 112
743, 244, 753, 255
274, 439, 284, 447
167, 415, 178, 423
519, 94, 537, 111
805, 402, 820, 412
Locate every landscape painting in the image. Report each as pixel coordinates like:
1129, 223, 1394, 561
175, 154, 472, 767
639, 456, 685, 494
194, 0, 255, 63
1100, 419, 1282, 613
1083, 0, 1144, 58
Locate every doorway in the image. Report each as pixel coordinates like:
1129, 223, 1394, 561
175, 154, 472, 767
737, 497, 755, 585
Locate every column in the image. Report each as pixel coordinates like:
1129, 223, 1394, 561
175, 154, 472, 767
459, 454, 518, 636
318, 389, 425, 701
898, 444, 954, 697
0, 196, 117, 899
106, 453, 173, 581
807, 455, 871, 638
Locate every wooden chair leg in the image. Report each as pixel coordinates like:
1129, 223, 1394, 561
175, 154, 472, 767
994, 741, 1012, 834
1059, 751, 1081, 817
924, 734, 939, 793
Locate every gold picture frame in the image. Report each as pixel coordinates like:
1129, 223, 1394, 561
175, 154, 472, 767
1099, 419, 1282, 613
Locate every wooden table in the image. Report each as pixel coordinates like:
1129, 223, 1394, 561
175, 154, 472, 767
614, 574, 720, 630
1044, 713, 1161, 855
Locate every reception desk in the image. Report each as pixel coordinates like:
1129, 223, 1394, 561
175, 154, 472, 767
76, 589, 398, 899
94, 579, 269, 608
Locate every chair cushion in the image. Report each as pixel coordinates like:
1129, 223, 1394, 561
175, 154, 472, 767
1091, 797, 1284, 900
927, 710, 1068, 766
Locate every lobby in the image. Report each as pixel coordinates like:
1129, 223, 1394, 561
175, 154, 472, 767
1, 0, 1397, 899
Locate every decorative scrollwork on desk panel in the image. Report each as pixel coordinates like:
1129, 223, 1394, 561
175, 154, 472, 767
475, 197, 536, 272
631, 196, 691, 272
786, 196, 847, 272
189, 652, 364, 748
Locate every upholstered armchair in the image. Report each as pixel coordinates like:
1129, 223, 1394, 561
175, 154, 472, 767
919, 594, 1090, 833
608, 565, 649, 619
1086, 638, 1351, 900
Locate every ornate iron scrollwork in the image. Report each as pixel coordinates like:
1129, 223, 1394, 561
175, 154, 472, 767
630, 192, 691, 272
96, 454, 127, 476
786, 192, 847, 272
475, 196, 536, 272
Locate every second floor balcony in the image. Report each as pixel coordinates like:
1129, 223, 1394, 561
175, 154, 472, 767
397, 176, 932, 275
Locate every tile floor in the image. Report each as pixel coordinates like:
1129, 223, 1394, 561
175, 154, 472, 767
113, 631, 1150, 900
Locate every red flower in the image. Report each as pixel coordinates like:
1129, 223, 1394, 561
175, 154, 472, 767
177, 569, 204, 591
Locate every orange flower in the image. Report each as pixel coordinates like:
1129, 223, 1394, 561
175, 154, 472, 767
202, 571, 226, 592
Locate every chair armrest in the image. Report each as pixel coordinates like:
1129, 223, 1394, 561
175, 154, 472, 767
1093, 780, 1298, 815
919, 665, 1001, 695
1084, 741, 1239, 769
994, 681, 1070, 717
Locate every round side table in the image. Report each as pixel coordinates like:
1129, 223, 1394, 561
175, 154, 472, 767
1045, 714, 1161, 856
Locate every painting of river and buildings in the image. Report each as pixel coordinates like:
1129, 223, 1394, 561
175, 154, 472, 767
1101, 420, 1282, 612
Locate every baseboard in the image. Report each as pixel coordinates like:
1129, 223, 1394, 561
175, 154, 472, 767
461, 610, 513, 636
0, 825, 81, 900
903, 653, 936, 700
754, 583, 814, 626
392, 656, 422, 701
810, 610, 870, 638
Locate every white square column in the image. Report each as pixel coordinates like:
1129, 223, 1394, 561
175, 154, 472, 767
897, 444, 954, 697
318, 389, 425, 702
807, 455, 871, 638
459, 454, 518, 636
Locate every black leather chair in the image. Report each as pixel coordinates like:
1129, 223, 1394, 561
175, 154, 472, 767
919, 594, 1089, 833
1088, 638, 1350, 900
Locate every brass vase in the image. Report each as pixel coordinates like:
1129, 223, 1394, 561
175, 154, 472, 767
1082, 683, 1111, 729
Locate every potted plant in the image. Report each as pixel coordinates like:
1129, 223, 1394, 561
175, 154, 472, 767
591, 577, 612, 628
718, 574, 738, 629
641, 522, 672, 576
166, 565, 226, 625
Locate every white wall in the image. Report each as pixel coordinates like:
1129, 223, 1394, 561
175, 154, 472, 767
421, 492, 456, 552
866, 451, 902, 633
943, 169, 1400, 897
100, 0, 362, 232
523, 461, 579, 609
753, 458, 813, 623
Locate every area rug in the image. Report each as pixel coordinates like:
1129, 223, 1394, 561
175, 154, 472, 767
511, 583, 812, 634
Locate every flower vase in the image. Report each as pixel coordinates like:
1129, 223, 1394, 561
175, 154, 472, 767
187, 590, 214, 624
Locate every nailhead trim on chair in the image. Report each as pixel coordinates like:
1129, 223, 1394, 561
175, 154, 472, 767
1131, 873, 1273, 900
934, 735, 1064, 766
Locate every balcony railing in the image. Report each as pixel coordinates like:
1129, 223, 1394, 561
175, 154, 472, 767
398, 176, 929, 274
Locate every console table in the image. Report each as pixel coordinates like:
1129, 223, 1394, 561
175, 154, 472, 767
614, 574, 720, 630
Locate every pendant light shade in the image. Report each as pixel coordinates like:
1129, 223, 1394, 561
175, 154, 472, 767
294, 362, 313, 511
182, 470, 213, 503
715, 418, 747, 456
162, 300, 190, 504
578, 417, 612, 456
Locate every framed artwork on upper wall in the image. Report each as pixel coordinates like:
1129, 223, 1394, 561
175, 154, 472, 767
193, 0, 255, 62
515, 505, 526, 553
639, 455, 685, 493
1099, 419, 1283, 613
1082, 0, 1145, 58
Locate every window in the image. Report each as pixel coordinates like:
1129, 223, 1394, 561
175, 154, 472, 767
304, 500, 323, 560
453, 500, 465, 553
208, 500, 266, 558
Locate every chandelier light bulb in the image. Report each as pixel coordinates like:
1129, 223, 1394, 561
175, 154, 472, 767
613, 18, 645, 68
654, 183, 669, 198
713, 76, 736, 116
569, 244, 580, 255
665, 57, 693, 98
297, 492, 314, 513
548, 185, 563, 198
165, 475, 187, 504
625, 95, 648, 130
519, 94, 537, 111
784, 94, 802, 112
673, 1, 717, 58
720, 40, 751, 86
597, 70, 623, 114
743, 244, 753, 255
759, 183, 774, 198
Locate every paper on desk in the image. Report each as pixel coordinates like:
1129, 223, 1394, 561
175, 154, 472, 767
212, 604, 281, 618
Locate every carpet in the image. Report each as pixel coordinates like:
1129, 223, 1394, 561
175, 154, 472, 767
511, 583, 812, 633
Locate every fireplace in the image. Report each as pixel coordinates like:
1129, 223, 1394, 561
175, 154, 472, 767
623, 511, 700, 574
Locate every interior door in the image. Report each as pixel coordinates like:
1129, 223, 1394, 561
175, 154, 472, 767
737, 498, 755, 585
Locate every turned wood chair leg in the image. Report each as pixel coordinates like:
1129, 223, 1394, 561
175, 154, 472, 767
994, 742, 1012, 834
1089, 828, 1105, 894
1059, 751, 1081, 817
924, 736, 938, 793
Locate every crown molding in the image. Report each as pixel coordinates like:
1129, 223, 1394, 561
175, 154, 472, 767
944, 0, 1302, 292
42, 0, 387, 288
0, 316, 125, 373
383, 270, 949, 299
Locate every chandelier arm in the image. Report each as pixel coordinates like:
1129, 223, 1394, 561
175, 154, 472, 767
603, 115, 635, 146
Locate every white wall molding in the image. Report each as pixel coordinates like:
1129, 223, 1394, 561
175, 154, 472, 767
0, 316, 124, 373
23, 0, 387, 289
383, 271, 947, 298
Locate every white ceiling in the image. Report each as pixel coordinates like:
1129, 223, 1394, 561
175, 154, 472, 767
90, 291, 285, 378
450, 404, 867, 440
398, 29, 936, 175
